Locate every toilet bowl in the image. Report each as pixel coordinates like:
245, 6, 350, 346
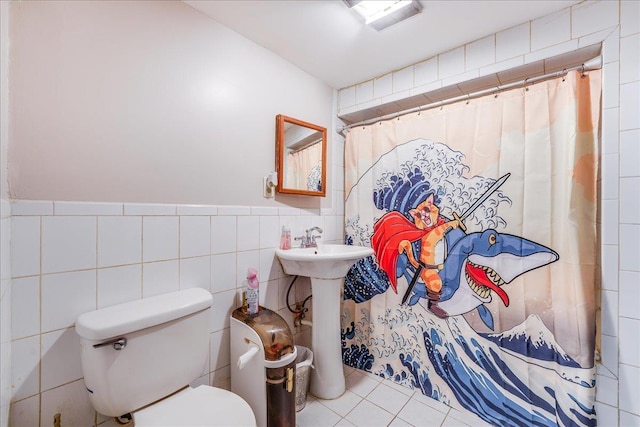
134, 385, 254, 426
75, 288, 256, 426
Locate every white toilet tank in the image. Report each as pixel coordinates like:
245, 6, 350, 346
75, 288, 213, 418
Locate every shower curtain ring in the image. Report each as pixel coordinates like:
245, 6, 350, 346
562, 68, 568, 82
493, 88, 499, 98
580, 64, 587, 78
523, 78, 530, 92
466, 94, 470, 105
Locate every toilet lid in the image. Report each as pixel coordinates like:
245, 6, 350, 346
134, 385, 256, 426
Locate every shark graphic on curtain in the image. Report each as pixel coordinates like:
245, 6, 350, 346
342, 70, 601, 427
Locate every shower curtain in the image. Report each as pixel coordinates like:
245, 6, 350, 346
342, 70, 601, 427
287, 142, 323, 191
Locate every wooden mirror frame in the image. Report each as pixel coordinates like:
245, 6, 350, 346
275, 114, 327, 197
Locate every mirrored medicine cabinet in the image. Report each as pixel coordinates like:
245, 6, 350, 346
275, 114, 327, 197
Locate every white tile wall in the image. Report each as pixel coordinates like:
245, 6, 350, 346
179, 256, 211, 291
41, 217, 96, 274
10, 277, 39, 340
142, 260, 180, 297
8, 395, 39, 427
619, 318, 640, 367
355, 80, 374, 104
393, 67, 414, 93
40, 328, 83, 392
142, 216, 179, 262
40, 379, 95, 427
337, 0, 640, 423
211, 216, 237, 254
97, 216, 141, 267
620, 81, 640, 130
572, 0, 619, 39
97, 264, 142, 308
620, 130, 640, 176
619, 364, 640, 415
602, 107, 620, 155
619, 224, 640, 271
179, 216, 211, 258
620, 0, 640, 37
0, 199, 11, 427
465, 35, 495, 71
10, 217, 40, 278
619, 271, 640, 319
41, 270, 96, 332
619, 33, 639, 84
414, 58, 438, 88
374, 74, 393, 99
11, 335, 39, 402
438, 47, 465, 80
496, 23, 530, 62
531, 8, 571, 52
9, 199, 343, 425
237, 216, 260, 252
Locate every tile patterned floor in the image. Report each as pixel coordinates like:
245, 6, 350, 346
296, 367, 493, 427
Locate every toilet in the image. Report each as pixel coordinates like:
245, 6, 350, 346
75, 288, 256, 426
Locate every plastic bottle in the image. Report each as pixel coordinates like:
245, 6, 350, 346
280, 226, 291, 250
245, 268, 259, 315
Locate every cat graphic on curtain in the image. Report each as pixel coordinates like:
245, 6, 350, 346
368, 172, 559, 330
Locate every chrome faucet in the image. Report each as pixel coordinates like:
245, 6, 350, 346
294, 227, 323, 248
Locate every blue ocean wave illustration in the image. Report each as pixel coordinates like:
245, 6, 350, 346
344, 256, 389, 302
374, 167, 442, 220
418, 317, 596, 427
479, 315, 582, 368
342, 321, 374, 371
342, 305, 596, 427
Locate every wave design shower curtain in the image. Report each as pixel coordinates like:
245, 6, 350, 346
342, 70, 601, 427
287, 143, 323, 191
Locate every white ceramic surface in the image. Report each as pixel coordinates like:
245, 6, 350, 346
275, 244, 373, 399
275, 244, 373, 280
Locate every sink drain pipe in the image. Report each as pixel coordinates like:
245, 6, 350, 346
285, 275, 313, 325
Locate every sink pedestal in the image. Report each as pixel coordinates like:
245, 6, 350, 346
309, 277, 344, 399
274, 244, 374, 401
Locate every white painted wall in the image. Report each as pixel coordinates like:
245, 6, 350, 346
7, 0, 335, 209
1, 0, 8, 201
338, 1, 640, 425
1, 1, 12, 426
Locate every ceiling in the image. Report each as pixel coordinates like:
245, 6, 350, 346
184, 0, 581, 89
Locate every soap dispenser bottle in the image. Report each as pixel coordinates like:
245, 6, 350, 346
280, 226, 291, 250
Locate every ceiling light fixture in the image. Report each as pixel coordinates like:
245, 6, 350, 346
344, 0, 422, 31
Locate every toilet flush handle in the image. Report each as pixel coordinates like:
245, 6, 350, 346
93, 337, 127, 350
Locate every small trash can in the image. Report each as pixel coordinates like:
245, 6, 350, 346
231, 307, 297, 427
294, 345, 314, 412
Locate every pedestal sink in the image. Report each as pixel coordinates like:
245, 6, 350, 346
275, 244, 373, 399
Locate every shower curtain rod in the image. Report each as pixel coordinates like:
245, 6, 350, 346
337, 56, 602, 134
289, 138, 321, 154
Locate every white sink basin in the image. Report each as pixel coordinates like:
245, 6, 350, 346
275, 244, 373, 279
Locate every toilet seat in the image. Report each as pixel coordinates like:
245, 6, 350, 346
134, 385, 256, 426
